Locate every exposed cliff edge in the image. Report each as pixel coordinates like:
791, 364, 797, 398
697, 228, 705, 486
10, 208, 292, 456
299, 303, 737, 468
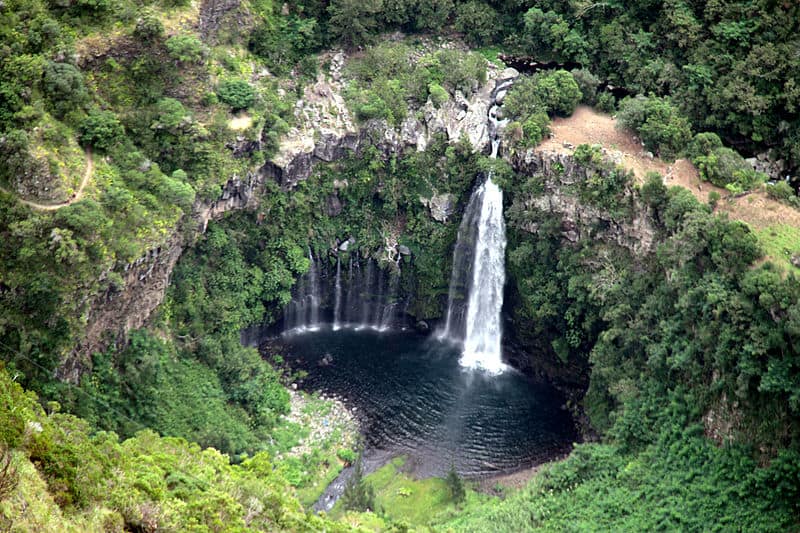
510, 148, 657, 256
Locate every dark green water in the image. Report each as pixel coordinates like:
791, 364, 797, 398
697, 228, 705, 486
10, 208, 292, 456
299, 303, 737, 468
281, 328, 578, 478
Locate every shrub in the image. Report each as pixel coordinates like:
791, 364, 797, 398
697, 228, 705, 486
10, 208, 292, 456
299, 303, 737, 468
521, 7, 589, 63
217, 79, 255, 111
454, 1, 500, 47
347, 79, 407, 125
428, 82, 449, 107
694, 146, 766, 190
201, 91, 218, 107
342, 457, 375, 512
533, 70, 582, 116
504, 71, 580, 119
617, 95, 692, 159
445, 463, 465, 504
337, 448, 357, 465
596, 91, 616, 113
161, 170, 196, 211
414, 0, 454, 31
249, 16, 318, 75
765, 181, 799, 206
436, 49, 487, 95
165, 34, 206, 63
327, 0, 383, 46
688, 132, 724, 160
520, 111, 551, 147
79, 109, 124, 151
571, 68, 600, 105
133, 9, 163, 42
42, 62, 89, 117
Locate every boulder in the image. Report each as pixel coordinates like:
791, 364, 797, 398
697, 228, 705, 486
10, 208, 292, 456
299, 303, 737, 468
421, 193, 457, 223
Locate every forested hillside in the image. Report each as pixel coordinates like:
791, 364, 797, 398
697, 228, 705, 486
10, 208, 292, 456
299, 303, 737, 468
1, 0, 799, 531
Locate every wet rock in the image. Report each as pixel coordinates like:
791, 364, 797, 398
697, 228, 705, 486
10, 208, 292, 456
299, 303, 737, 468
415, 320, 430, 332
398, 244, 411, 256
325, 193, 342, 217
498, 67, 520, 81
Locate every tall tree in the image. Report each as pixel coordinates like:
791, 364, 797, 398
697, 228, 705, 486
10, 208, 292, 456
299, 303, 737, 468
327, 0, 384, 47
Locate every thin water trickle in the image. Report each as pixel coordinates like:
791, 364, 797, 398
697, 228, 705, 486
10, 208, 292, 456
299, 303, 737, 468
333, 256, 342, 331
307, 248, 321, 330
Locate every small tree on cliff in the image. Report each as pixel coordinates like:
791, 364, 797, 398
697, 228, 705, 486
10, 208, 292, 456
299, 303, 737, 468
445, 463, 465, 504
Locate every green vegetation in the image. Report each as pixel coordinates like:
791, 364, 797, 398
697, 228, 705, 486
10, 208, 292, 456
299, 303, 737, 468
217, 79, 256, 111
2, 0, 800, 531
616, 94, 693, 159
344, 42, 486, 125
341, 457, 376, 513
440, 435, 799, 531
755, 225, 800, 272
0, 365, 362, 532
444, 463, 465, 504
332, 456, 484, 528
501, 70, 582, 148
766, 181, 800, 208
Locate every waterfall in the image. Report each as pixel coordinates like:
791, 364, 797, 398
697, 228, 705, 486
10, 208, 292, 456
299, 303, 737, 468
379, 269, 401, 332
371, 268, 385, 328
438, 81, 513, 373
346, 256, 357, 325
438, 188, 482, 342
282, 249, 322, 334
284, 248, 407, 334
438, 168, 507, 373
307, 248, 321, 331
460, 168, 507, 373
333, 256, 342, 330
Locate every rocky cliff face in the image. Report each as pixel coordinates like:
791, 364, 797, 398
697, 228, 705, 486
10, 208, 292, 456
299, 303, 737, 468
61, 56, 518, 380
268, 52, 518, 188
59, 167, 272, 382
510, 149, 657, 256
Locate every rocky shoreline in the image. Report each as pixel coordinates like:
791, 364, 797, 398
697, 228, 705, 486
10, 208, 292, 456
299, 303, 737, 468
277, 388, 360, 460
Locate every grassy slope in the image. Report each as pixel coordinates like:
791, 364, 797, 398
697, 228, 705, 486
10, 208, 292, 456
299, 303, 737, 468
0, 365, 383, 532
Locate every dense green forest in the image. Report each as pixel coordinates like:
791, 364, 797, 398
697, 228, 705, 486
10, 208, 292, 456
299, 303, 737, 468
1, 0, 800, 530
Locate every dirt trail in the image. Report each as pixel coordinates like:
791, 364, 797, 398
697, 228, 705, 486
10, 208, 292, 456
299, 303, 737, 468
539, 106, 800, 233
2, 148, 93, 211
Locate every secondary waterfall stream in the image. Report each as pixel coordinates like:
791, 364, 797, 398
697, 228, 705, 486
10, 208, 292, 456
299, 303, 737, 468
283, 251, 405, 334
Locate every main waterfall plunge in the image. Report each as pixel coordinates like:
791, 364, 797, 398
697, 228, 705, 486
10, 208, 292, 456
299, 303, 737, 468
438, 142, 508, 374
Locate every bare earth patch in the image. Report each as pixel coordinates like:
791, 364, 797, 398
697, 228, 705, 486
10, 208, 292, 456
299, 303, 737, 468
538, 105, 800, 266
